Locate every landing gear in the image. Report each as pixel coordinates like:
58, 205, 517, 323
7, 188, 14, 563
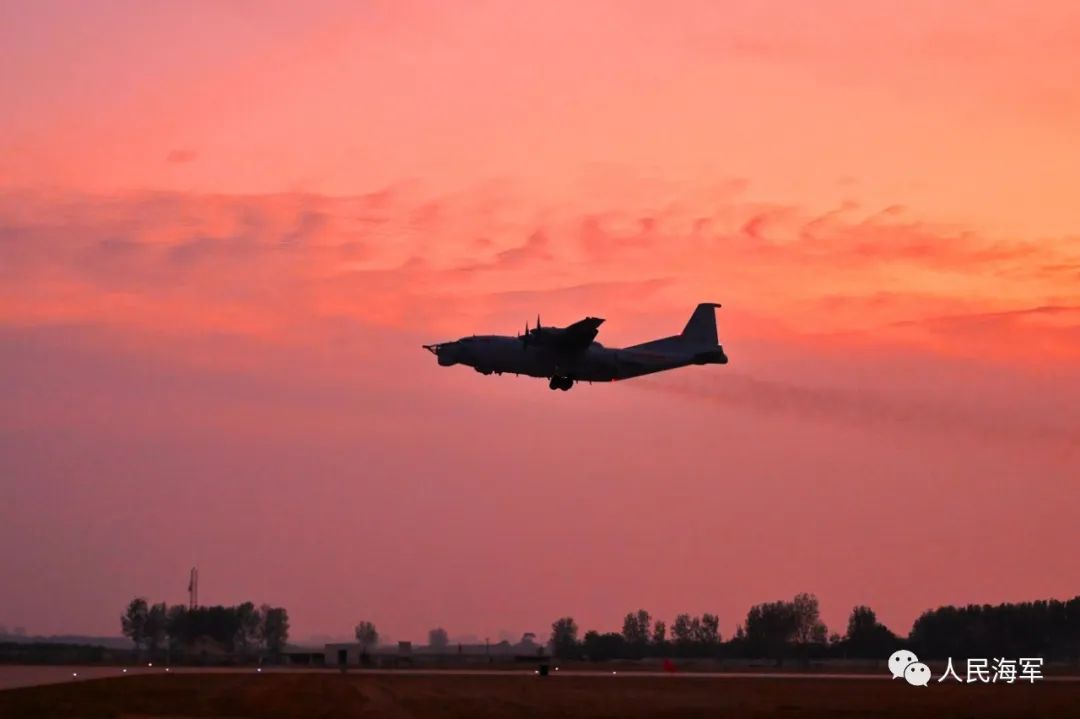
548, 376, 574, 391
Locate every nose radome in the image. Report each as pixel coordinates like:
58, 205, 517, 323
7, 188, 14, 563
436, 342, 461, 366
437, 347, 457, 366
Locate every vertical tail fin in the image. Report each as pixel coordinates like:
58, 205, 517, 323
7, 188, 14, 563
681, 303, 721, 346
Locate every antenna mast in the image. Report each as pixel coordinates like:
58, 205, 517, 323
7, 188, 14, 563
188, 567, 199, 610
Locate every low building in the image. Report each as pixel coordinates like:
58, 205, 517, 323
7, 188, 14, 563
281, 647, 326, 666
325, 643, 367, 667
324, 638, 548, 667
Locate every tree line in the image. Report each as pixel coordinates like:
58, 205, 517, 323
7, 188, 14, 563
549, 593, 1080, 662
121, 598, 289, 663
910, 597, 1080, 660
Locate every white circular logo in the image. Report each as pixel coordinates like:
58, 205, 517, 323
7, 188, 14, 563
904, 662, 931, 687
888, 649, 919, 679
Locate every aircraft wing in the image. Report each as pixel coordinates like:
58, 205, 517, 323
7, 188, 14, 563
558, 317, 604, 350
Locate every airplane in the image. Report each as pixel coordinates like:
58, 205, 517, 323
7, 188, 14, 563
423, 303, 728, 391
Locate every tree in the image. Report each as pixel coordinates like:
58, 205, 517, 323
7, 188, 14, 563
355, 621, 378, 657
744, 601, 799, 659
621, 609, 651, 646
145, 603, 168, 659
165, 605, 188, 653
651, 620, 667, 646
428, 627, 449, 650
121, 597, 149, 653
844, 605, 897, 657
744, 594, 827, 662
235, 602, 261, 658
260, 606, 289, 657
792, 593, 828, 645
550, 617, 580, 659
846, 605, 877, 639
696, 613, 721, 646
907, 597, 1080, 660
671, 613, 702, 654
582, 631, 626, 661
671, 614, 692, 644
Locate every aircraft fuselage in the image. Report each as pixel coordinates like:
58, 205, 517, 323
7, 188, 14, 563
434, 336, 726, 382
424, 303, 728, 391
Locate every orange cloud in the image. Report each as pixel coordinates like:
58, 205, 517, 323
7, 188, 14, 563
0, 185, 1076, 365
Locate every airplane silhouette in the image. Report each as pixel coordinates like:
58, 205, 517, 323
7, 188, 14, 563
423, 303, 727, 391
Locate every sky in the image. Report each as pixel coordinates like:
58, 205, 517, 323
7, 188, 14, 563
1, 0, 1078, 645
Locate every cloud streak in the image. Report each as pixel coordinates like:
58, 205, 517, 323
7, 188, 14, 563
1, 186, 1076, 362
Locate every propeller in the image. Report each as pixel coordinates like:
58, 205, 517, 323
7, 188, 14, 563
520, 314, 541, 349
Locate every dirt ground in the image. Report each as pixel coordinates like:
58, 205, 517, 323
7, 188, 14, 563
1, 672, 1079, 718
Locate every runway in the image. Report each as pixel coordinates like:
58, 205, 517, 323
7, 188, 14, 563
2, 664, 1078, 691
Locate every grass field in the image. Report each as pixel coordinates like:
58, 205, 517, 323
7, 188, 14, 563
1, 672, 1079, 718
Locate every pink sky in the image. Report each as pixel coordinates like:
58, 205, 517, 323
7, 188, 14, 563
1, 1, 1077, 644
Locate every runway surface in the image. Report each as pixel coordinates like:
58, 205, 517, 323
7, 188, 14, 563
4, 660, 1075, 690
2, 664, 1078, 691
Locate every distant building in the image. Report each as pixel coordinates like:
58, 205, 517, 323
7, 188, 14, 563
323, 637, 547, 667
325, 643, 367, 667
281, 647, 326, 666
